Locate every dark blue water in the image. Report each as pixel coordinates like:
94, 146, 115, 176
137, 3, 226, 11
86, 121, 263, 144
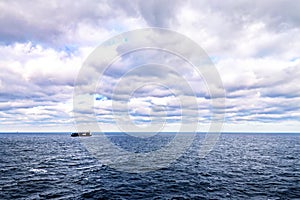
0, 133, 299, 199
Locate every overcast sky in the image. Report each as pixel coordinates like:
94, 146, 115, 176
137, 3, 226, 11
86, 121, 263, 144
0, 0, 300, 132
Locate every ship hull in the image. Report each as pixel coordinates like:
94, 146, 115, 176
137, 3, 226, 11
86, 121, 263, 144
71, 132, 92, 137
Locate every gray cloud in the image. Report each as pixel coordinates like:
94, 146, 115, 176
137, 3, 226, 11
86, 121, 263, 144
0, 0, 122, 46
0, 0, 185, 47
198, 0, 300, 30
137, 0, 182, 27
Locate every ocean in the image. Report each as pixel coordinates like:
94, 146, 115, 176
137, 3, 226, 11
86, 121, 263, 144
0, 132, 299, 199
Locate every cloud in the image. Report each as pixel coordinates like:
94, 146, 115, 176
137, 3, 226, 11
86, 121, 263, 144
202, 0, 300, 30
0, 0, 299, 132
0, 42, 80, 130
0, 0, 146, 47
136, 0, 183, 27
173, 0, 300, 61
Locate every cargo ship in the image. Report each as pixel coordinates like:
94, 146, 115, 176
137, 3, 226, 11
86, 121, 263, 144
71, 131, 92, 137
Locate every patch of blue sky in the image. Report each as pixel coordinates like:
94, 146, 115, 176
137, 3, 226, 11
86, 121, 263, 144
290, 57, 299, 62
209, 56, 221, 63
133, 119, 152, 124
165, 118, 181, 123
63, 45, 78, 55
95, 94, 108, 101
97, 119, 115, 123
129, 112, 150, 117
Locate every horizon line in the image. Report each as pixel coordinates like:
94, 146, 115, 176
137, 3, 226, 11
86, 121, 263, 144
1, 131, 300, 134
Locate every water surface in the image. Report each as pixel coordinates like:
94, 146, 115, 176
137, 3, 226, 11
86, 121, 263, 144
0, 132, 299, 199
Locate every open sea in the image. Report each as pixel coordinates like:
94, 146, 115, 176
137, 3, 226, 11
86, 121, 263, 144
0, 132, 299, 199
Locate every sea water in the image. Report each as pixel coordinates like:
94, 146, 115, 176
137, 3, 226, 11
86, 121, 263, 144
0, 132, 299, 199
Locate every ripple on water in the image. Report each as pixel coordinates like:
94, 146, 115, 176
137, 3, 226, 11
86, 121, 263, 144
0, 133, 299, 199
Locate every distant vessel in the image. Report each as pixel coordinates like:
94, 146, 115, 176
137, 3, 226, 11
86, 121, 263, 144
71, 131, 92, 137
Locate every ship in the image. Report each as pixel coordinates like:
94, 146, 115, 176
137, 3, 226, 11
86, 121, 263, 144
71, 131, 92, 137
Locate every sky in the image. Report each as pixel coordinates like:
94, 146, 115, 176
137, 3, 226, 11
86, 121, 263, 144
0, 0, 300, 132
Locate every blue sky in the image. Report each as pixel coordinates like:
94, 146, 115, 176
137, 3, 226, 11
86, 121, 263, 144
0, 0, 300, 132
